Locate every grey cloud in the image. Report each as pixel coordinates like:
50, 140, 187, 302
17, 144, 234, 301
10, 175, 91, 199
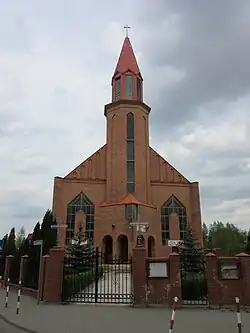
136, 0, 250, 131
0, 11, 31, 53
10, 205, 44, 220
201, 185, 250, 203
199, 162, 249, 178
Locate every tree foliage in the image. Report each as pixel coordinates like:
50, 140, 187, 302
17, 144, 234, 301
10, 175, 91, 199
180, 225, 204, 273
15, 226, 26, 250
67, 225, 95, 273
4, 228, 17, 256
203, 221, 247, 256
0, 210, 59, 288
41, 210, 57, 255
245, 230, 250, 255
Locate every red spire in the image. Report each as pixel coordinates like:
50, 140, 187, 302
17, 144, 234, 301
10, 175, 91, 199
113, 37, 141, 78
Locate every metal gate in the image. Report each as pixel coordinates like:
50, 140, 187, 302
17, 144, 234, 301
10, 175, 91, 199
62, 247, 133, 304
181, 254, 208, 305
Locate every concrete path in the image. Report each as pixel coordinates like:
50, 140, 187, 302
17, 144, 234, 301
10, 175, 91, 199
1, 288, 250, 333
74, 267, 132, 303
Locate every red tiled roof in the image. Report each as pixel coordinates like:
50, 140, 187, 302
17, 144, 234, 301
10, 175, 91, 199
99, 193, 155, 208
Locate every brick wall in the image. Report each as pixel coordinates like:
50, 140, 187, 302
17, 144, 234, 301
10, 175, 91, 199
205, 252, 250, 307
132, 246, 181, 307
132, 249, 250, 308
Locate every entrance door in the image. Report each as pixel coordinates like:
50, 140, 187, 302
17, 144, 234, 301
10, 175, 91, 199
117, 235, 128, 262
102, 235, 113, 263
147, 236, 155, 257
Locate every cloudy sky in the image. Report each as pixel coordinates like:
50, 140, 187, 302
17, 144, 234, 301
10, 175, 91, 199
0, 0, 250, 236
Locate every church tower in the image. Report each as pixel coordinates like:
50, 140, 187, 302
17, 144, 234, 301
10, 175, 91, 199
105, 36, 151, 204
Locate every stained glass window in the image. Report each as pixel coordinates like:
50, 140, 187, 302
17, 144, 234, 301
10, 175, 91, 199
66, 192, 95, 244
161, 195, 187, 245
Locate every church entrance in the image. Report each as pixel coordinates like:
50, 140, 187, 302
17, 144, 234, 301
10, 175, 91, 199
102, 235, 113, 263
147, 236, 155, 257
117, 235, 128, 262
62, 246, 133, 304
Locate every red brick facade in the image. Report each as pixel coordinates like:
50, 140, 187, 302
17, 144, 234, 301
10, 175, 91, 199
51, 36, 203, 259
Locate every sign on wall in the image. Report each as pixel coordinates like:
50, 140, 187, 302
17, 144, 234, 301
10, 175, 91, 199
148, 262, 168, 278
168, 240, 182, 247
220, 261, 240, 280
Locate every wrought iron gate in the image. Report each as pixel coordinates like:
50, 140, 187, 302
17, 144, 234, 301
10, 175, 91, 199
181, 254, 208, 305
62, 247, 133, 304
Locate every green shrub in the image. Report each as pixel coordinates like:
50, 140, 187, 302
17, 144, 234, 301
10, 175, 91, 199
62, 266, 104, 301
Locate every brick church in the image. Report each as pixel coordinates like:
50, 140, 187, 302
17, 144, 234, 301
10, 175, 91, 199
52, 36, 203, 260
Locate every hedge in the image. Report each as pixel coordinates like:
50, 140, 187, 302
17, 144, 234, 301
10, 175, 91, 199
62, 266, 104, 301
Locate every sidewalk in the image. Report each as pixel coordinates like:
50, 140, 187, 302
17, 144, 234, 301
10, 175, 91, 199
1, 288, 250, 333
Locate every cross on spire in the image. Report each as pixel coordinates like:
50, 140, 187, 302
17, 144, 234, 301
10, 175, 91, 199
124, 25, 131, 37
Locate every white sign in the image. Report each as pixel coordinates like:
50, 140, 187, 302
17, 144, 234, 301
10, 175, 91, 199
33, 240, 43, 246
130, 222, 149, 233
168, 240, 181, 247
148, 262, 168, 278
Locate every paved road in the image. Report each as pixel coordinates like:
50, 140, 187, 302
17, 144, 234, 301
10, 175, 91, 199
0, 318, 34, 333
1, 289, 250, 333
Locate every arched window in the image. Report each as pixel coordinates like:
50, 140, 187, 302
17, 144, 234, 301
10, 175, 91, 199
137, 78, 142, 101
161, 195, 187, 245
66, 192, 94, 244
125, 75, 133, 99
115, 76, 121, 101
127, 113, 134, 193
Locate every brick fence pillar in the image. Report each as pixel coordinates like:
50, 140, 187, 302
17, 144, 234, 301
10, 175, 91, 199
132, 245, 147, 306
40, 254, 49, 301
43, 246, 65, 302
235, 252, 250, 305
168, 252, 182, 306
19, 255, 28, 283
205, 252, 220, 307
4, 255, 14, 286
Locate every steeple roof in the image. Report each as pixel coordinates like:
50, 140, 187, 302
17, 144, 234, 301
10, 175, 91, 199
113, 37, 141, 78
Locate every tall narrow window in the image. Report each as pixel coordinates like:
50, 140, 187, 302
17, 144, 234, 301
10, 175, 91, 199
137, 78, 141, 101
127, 112, 134, 140
127, 113, 134, 193
125, 204, 138, 222
125, 75, 133, 99
115, 77, 121, 101
160, 195, 187, 245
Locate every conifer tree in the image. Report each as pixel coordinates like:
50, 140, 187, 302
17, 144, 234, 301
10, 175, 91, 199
24, 222, 41, 288
68, 223, 95, 273
245, 229, 250, 255
180, 225, 204, 273
41, 210, 57, 254
5, 228, 17, 256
